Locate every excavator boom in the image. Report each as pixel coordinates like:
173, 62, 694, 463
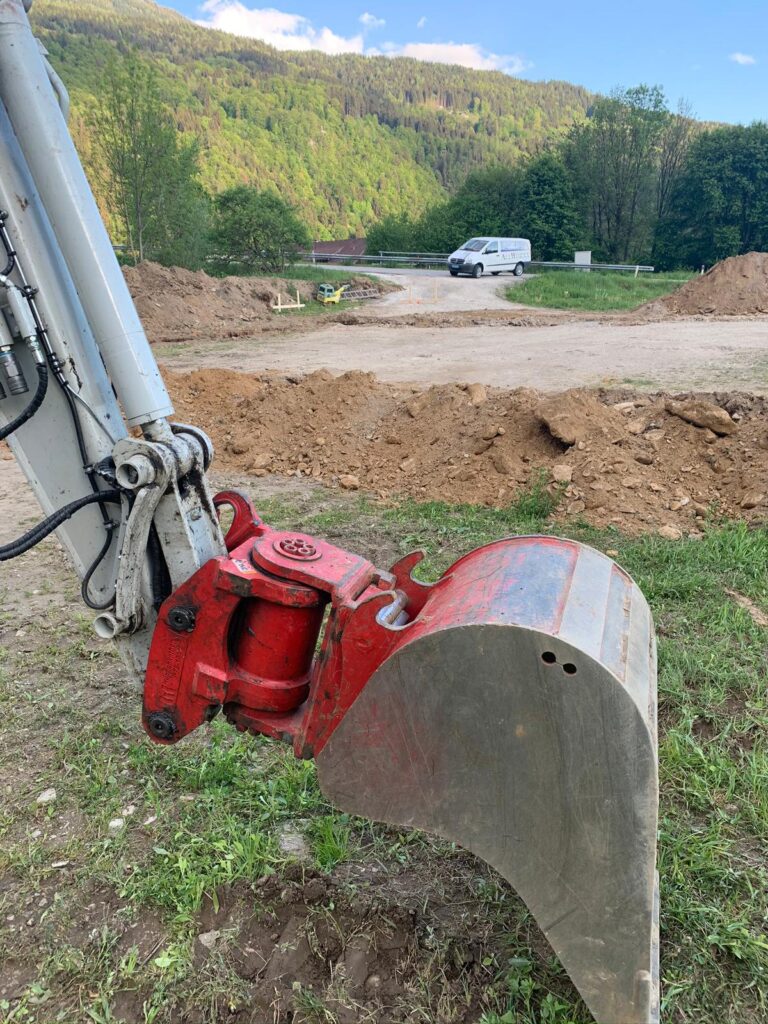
0, 3, 660, 1021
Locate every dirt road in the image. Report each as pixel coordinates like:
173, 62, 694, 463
319, 266, 524, 313
159, 316, 768, 393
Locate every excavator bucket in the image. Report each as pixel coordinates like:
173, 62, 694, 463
315, 537, 659, 1024
142, 499, 659, 1023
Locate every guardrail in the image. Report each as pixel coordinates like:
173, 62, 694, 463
302, 252, 449, 267
530, 261, 655, 274
378, 250, 450, 259
303, 252, 655, 273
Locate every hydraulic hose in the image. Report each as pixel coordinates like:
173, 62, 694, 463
0, 488, 121, 561
0, 360, 47, 440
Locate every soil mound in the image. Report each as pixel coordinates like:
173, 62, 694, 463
123, 262, 386, 343
165, 367, 768, 533
651, 252, 768, 316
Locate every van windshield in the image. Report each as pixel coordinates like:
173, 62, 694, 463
462, 238, 489, 252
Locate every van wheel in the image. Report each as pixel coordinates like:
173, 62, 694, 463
472, 264, 483, 278
449, 270, 459, 277
513, 262, 524, 277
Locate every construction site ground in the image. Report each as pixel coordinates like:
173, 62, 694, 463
1, 254, 768, 1024
158, 314, 768, 395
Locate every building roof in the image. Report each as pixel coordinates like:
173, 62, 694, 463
312, 237, 367, 257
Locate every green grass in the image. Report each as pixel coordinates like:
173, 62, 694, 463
508, 269, 693, 311
271, 264, 367, 283
1, 479, 767, 1022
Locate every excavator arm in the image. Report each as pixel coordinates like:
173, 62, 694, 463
0, 4, 660, 1021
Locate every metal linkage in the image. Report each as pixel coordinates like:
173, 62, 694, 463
93, 425, 222, 640
141, 489, 412, 753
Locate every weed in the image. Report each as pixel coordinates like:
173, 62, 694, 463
307, 815, 352, 870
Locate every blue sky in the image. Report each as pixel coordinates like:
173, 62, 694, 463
163, 1, 767, 124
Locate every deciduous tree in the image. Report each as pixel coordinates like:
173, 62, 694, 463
211, 186, 310, 272
517, 153, 582, 260
654, 122, 768, 268
90, 53, 208, 268
565, 86, 670, 262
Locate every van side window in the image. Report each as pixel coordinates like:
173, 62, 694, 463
485, 241, 499, 253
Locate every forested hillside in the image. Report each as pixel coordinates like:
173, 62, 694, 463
30, 0, 593, 238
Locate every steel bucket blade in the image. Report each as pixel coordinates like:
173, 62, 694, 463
316, 538, 659, 1024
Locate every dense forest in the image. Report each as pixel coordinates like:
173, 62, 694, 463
31, 0, 593, 239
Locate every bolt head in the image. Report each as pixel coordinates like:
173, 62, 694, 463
274, 536, 320, 561
146, 712, 176, 740
168, 606, 196, 632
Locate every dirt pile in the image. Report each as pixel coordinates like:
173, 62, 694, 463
165, 366, 768, 532
123, 262, 386, 343
651, 252, 768, 316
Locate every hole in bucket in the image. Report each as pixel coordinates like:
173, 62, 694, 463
563, 663, 577, 675
541, 651, 557, 665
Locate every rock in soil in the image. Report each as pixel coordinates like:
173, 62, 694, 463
657, 525, 683, 540
277, 823, 311, 861
740, 490, 765, 510
665, 398, 737, 436
197, 929, 220, 950
535, 391, 624, 446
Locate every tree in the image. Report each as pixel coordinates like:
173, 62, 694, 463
444, 167, 521, 244
516, 153, 582, 260
654, 122, 768, 269
565, 86, 670, 262
366, 214, 417, 255
366, 168, 522, 255
211, 186, 310, 272
655, 99, 696, 222
90, 53, 208, 268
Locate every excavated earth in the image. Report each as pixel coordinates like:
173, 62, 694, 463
645, 251, 768, 317
124, 252, 768, 347
123, 262, 392, 343
165, 367, 768, 534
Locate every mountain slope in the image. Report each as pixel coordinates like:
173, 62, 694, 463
31, 0, 593, 237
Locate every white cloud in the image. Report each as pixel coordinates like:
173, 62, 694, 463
195, 3, 529, 73
197, 2, 364, 53
395, 41, 528, 73
416, 15, 427, 29
729, 51, 757, 65
360, 12, 385, 30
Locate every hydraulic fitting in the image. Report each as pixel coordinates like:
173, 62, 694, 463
0, 345, 28, 394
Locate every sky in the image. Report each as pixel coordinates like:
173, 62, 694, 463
161, 0, 767, 124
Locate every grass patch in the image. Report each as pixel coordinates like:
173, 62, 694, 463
273, 264, 373, 284
508, 269, 692, 311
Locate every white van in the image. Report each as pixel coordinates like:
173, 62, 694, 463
447, 237, 531, 278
